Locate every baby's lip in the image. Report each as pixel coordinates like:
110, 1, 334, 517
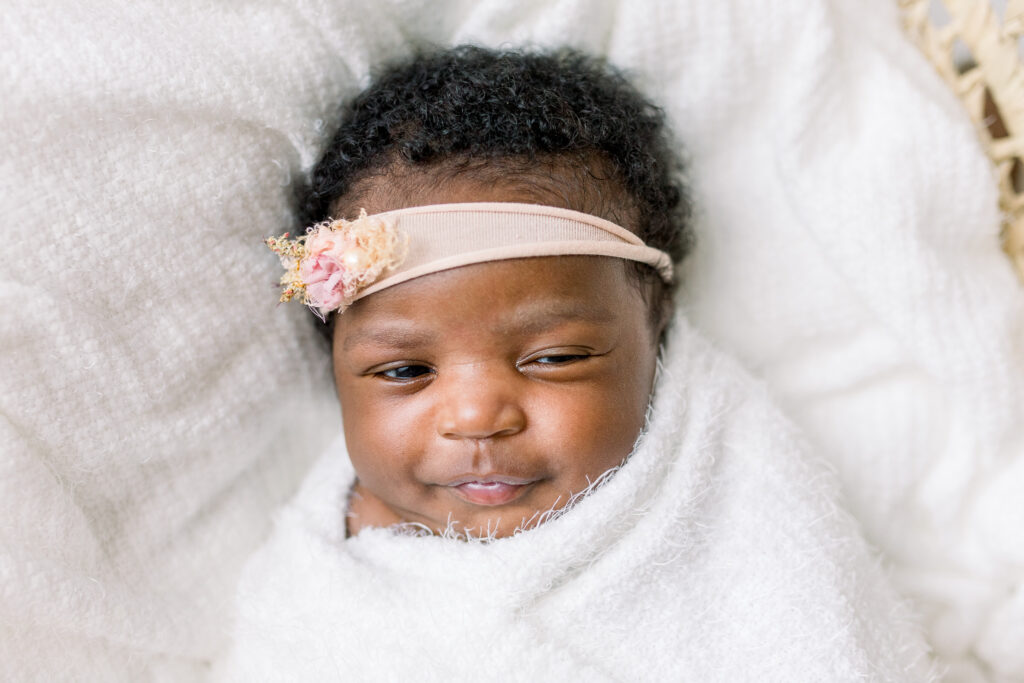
443, 474, 538, 487
448, 479, 537, 506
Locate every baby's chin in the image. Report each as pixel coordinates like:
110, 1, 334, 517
421, 508, 555, 539
403, 498, 570, 540
423, 480, 581, 538
350, 478, 594, 539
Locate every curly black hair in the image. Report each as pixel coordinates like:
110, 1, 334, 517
301, 45, 691, 332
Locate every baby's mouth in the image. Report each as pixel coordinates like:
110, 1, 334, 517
445, 476, 537, 506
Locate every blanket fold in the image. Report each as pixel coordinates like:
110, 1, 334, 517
219, 321, 933, 682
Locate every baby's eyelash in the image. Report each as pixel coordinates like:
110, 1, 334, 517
371, 352, 595, 380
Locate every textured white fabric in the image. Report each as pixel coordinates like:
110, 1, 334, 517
0, 2, 398, 679
613, 2, 1024, 680
2, 0, 1021, 680
217, 321, 934, 682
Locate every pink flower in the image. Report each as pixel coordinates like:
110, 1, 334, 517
300, 251, 350, 313
304, 228, 345, 259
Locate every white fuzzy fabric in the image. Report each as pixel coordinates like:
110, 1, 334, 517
2, 0, 1021, 680
218, 321, 934, 682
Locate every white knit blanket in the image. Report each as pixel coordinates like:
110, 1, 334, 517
217, 321, 933, 682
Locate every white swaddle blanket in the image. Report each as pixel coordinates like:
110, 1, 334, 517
218, 320, 934, 682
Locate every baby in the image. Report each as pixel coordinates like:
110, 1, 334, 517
275, 45, 689, 539
223, 46, 932, 681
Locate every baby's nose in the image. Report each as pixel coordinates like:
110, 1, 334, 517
435, 368, 526, 440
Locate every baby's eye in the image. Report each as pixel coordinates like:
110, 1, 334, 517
379, 365, 432, 380
533, 354, 589, 365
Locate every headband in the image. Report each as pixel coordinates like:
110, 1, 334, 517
265, 202, 674, 318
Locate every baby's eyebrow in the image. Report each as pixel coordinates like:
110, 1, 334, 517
499, 302, 616, 336
342, 326, 438, 351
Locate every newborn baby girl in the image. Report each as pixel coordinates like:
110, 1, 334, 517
218, 46, 934, 681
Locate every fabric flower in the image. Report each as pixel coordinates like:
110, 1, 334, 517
265, 209, 407, 318
299, 250, 349, 313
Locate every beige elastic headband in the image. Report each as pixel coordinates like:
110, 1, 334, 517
359, 202, 673, 298
266, 202, 674, 317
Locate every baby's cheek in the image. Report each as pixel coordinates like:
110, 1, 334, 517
597, 380, 652, 450
550, 393, 640, 478
340, 399, 406, 475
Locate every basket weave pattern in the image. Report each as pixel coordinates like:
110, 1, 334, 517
902, 0, 1024, 280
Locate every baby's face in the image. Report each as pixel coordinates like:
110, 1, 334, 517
333, 254, 660, 538
331, 177, 661, 537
